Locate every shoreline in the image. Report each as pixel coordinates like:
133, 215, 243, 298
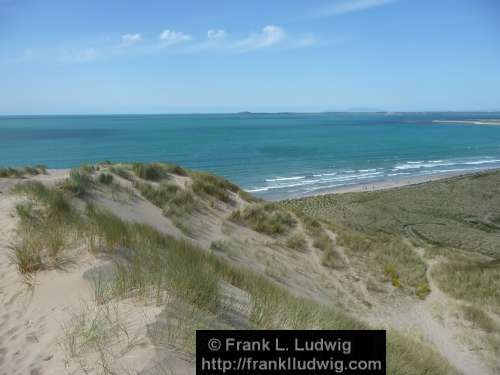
433, 119, 500, 126
275, 168, 500, 201
2, 166, 499, 203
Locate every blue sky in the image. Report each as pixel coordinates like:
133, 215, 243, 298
1, 0, 499, 114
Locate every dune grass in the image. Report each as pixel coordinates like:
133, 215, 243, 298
298, 215, 344, 268
132, 163, 168, 181
97, 173, 113, 185
0, 165, 47, 178
189, 171, 238, 204
432, 258, 500, 307
109, 166, 132, 180
10, 181, 81, 273
285, 233, 307, 251
230, 203, 296, 236
387, 331, 461, 375
336, 227, 429, 295
132, 162, 188, 181
134, 180, 199, 235
461, 305, 498, 333
282, 170, 500, 257
62, 168, 94, 197
9, 172, 462, 375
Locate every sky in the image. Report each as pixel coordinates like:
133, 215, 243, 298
0, 0, 499, 114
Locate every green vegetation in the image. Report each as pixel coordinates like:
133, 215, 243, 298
109, 165, 132, 180
97, 173, 113, 185
62, 168, 93, 197
285, 233, 307, 251
283, 171, 500, 257
299, 215, 343, 268
461, 305, 498, 333
230, 203, 296, 235
0, 165, 47, 178
337, 228, 428, 294
8, 167, 462, 374
10, 181, 79, 273
387, 331, 461, 375
134, 180, 198, 235
432, 258, 500, 307
132, 162, 188, 181
190, 171, 239, 204
132, 163, 168, 181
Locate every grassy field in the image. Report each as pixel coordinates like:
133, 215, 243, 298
282, 170, 500, 258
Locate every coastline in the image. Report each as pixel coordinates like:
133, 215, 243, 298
433, 119, 500, 126
275, 168, 500, 201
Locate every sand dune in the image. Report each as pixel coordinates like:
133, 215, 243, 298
1, 164, 498, 374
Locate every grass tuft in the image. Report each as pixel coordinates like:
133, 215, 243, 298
63, 168, 93, 197
0, 165, 47, 178
230, 204, 296, 235
285, 233, 307, 251
97, 173, 113, 185
461, 305, 498, 333
190, 172, 238, 204
133, 163, 167, 181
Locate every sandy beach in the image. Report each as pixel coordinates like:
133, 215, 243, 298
291, 168, 500, 198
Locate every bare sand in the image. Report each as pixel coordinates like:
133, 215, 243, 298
1, 167, 498, 374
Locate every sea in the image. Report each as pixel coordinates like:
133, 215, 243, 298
1, 112, 500, 200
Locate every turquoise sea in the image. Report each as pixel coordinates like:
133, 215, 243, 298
1, 112, 500, 200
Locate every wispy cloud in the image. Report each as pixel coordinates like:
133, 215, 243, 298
232, 25, 286, 51
313, 0, 398, 17
207, 29, 227, 40
121, 33, 142, 46
13, 25, 317, 64
158, 29, 192, 46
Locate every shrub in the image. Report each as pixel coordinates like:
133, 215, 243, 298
97, 173, 114, 185
385, 264, 401, 288
416, 282, 431, 299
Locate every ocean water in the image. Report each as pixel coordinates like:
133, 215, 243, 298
1, 112, 500, 200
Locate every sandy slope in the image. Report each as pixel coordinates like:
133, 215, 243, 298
1, 169, 497, 374
364, 247, 493, 375
0, 174, 161, 375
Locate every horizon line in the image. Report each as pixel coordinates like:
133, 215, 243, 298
2, 110, 500, 117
